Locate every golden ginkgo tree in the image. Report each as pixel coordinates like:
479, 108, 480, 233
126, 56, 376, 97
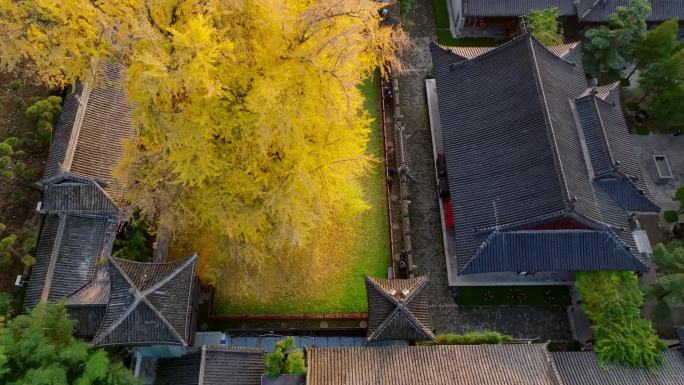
0, 0, 409, 299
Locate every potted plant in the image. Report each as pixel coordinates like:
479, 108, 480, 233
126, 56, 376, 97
261, 337, 306, 385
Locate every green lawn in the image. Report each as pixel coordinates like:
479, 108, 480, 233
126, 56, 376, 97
433, 0, 498, 47
214, 74, 390, 315
458, 286, 571, 306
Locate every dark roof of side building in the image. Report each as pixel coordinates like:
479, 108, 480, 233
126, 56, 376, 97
44, 61, 135, 205
553, 351, 684, 385
23, 174, 118, 310
41, 173, 119, 214
463, 0, 576, 17
155, 345, 265, 385
92, 255, 198, 346
306, 344, 560, 385
364, 276, 434, 341
677, 326, 684, 351
66, 266, 110, 337
461, 0, 684, 21
581, 0, 684, 22
431, 34, 657, 277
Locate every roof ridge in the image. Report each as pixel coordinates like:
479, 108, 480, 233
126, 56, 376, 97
576, 0, 603, 19
475, 209, 571, 234
203, 345, 264, 353
39, 213, 68, 303
529, 35, 579, 67
443, 35, 527, 67
527, 34, 574, 210
139, 254, 197, 296
140, 295, 188, 346
504, 229, 608, 234
182, 257, 198, 344
544, 342, 568, 385
100, 254, 197, 346
65, 259, 110, 305
364, 275, 433, 341
111, 256, 192, 268
590, 95, 618, 170
364, 275, 427, 304
61, 81, 93, 173
198, 346, 207, 385
92, 262, 135, 344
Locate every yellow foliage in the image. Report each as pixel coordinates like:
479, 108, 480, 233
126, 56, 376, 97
0, 0, 142, 87
118, 0, 408, 299
2, 0, 408, 302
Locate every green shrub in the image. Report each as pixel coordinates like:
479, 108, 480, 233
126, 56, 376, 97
264, 337, 306, 378
285, 349, 306, 375
265, 347, 285, 377
0, 224, 36, 268
9, 80, 22, 91
635, 123, 650, 135
112, 211, 153, 262
646, 241, 684, 323
664, 210, 680, 223
0, 137, 19, 181
25, 96, 62, 146
0, 292, 16, 320
432, 331, 513, 345
525, 7, 563, 46
576, 271, 665, 369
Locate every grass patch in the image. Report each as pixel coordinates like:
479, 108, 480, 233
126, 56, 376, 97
458, 286, 571, 306
433, 0, 450, 29
214, 74, 390, 315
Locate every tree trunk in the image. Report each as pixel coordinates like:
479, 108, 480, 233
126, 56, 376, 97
153, 228, 170, 263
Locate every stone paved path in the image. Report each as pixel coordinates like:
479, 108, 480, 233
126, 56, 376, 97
398, 2, 572, 340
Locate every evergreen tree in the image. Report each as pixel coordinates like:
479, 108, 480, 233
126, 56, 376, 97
635, 18, 679, 69
647, 241, 684, 323
0, 302, 138, 385
582, 0, 651, 78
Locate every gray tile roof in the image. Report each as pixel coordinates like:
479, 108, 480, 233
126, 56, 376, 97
461, 230, 647, 274
582, 0, 684, 21
463, 0, 577, 17
44, 61, 135, 205
44, 84, 82, 178
41, 173, 119, 214
67, 265, 110, 306
306, 344, 560, 385
155, 350, 201, 385
66, 305, 107, 337
553, 351, 684, 385
431, 34, 656, 276
23, 172, 119, 310
155, 345, 265, 385
461, 0, 684, 21
92, 255, 198, 346
23, 214, 118, 310
584, 84, 660, 213
66, 266, 110, 337
438, 42, 579, 61
364, 276, 434, 341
